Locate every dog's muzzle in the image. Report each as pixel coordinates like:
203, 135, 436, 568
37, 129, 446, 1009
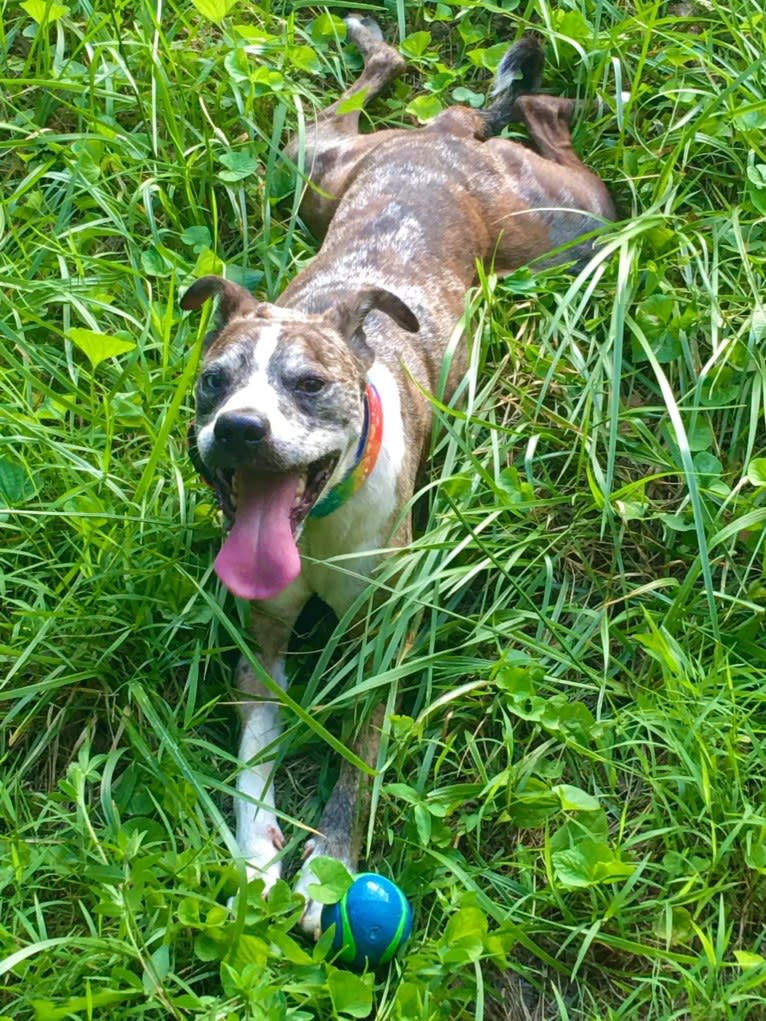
212, 411, 270, 464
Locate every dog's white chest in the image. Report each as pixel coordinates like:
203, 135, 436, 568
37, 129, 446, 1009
300, 361, 406, 615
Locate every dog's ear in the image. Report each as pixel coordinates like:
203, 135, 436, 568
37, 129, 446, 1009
325, 288, 420, 369
181, 275, 267, 325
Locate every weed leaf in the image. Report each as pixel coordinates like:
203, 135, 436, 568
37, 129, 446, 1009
66, 328, 135, 369
190, 0, 238, 24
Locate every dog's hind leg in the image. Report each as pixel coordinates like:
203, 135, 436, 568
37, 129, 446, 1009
287, 17, 407, 237
514, 92, 609, 174
293, 703, 386, 939
317, 17, 405, 134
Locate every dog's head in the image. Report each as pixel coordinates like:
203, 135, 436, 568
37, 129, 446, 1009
181, 275, 418, 602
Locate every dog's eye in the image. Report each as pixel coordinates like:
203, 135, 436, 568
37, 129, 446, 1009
294, 375, 327, 396
199, 367, 227, 398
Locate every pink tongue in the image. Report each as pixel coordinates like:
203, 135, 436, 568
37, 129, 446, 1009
214, 471, 301, 601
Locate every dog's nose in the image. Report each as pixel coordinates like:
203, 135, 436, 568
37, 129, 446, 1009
214, 411, 270, 454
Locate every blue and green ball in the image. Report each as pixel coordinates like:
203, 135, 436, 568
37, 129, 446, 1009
320, 873, 413, 969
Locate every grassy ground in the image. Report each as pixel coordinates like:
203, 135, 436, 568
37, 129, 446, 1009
2, 0, 766, 1018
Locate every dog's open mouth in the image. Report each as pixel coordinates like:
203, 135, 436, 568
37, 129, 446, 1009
213, 454, 339, 602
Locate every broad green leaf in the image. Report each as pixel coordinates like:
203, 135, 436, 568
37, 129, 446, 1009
452, 86, 485, 108
746, 163, 766, 214
746, 162, 766, 189
66, 328, 135, 369
414, 803, 432, 846
693, 450, 723, 479
541, 697, 597, 744
653, 906, 693, 946
142, 944, 170, 994
497, 466, 534, 507
505, 782, 559, 828
439, 907, 487, 963
269, 930, 313, 965
0, 459, 35, 507
426, 69, 457, 92
190, 0, 238, 23
177, 897, 200, 927
288, 44, 321, 74
192, 246, 225, 279
406, 94, 443, 123
401, 31, 432, 59
327, 969, 373, 1018
494, 660, 543, 698
250, 66, 285, 92
442, 906, 487, 945
735, 110, 766, 131
231, 24, 278, 45
553, 839, 634, 889
310, 13, 345, 42
660, 512, 696, 532
468, 42, 515, 72
654, 330, 682, 363
552, 784, 601, 812
614, 498, 647, 522
181, 225, 212, 253
224, 47, 251, 83
551, 809, 609, 852
554, 9, 595, 43
230, 934, 268, 970
141, 246, 166, 276
483, 41, 515, 71
306, 856, 353, 904
746, 458, 766, 486
218, 151, 260, 182
687, 419, 713, 451
735, 950, 766, 969
385, 782, 421, 805
21, 0, 69, 24
744, 839, 766, 871
194, 926, 229, 962
458, 20, 486, 45
337, 88, 370, 115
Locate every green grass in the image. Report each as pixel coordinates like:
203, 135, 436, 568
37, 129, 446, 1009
2, 0, 766, 1018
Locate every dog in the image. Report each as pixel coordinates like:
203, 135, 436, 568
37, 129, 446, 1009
181, 17, 614, 937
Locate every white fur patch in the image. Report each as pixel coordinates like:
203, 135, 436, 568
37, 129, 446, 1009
195, 324, 282, 460
234, 697, 283, 891
214, 324, 296, 447
301, 359, 406, 615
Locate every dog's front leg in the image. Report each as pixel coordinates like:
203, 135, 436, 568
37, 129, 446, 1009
233, 587, 308, 893
294, 704, 386, 938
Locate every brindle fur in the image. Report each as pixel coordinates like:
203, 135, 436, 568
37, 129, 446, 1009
182, 17, 614, 937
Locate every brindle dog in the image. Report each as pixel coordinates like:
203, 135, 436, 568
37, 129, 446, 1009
181, 17, 614, 937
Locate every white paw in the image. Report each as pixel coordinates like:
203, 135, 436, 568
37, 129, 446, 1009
294, 847, 323, 938
229, 823, 284, 909
245, 848, 283, 895
293, 839, 352, 941
345, 15, 383, 42
298, 892, 324, 941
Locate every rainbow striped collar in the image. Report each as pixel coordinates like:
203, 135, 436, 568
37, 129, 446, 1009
309, 382, 383, 519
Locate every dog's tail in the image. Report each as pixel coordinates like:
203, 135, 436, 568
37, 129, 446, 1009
481, 35, 544, 137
